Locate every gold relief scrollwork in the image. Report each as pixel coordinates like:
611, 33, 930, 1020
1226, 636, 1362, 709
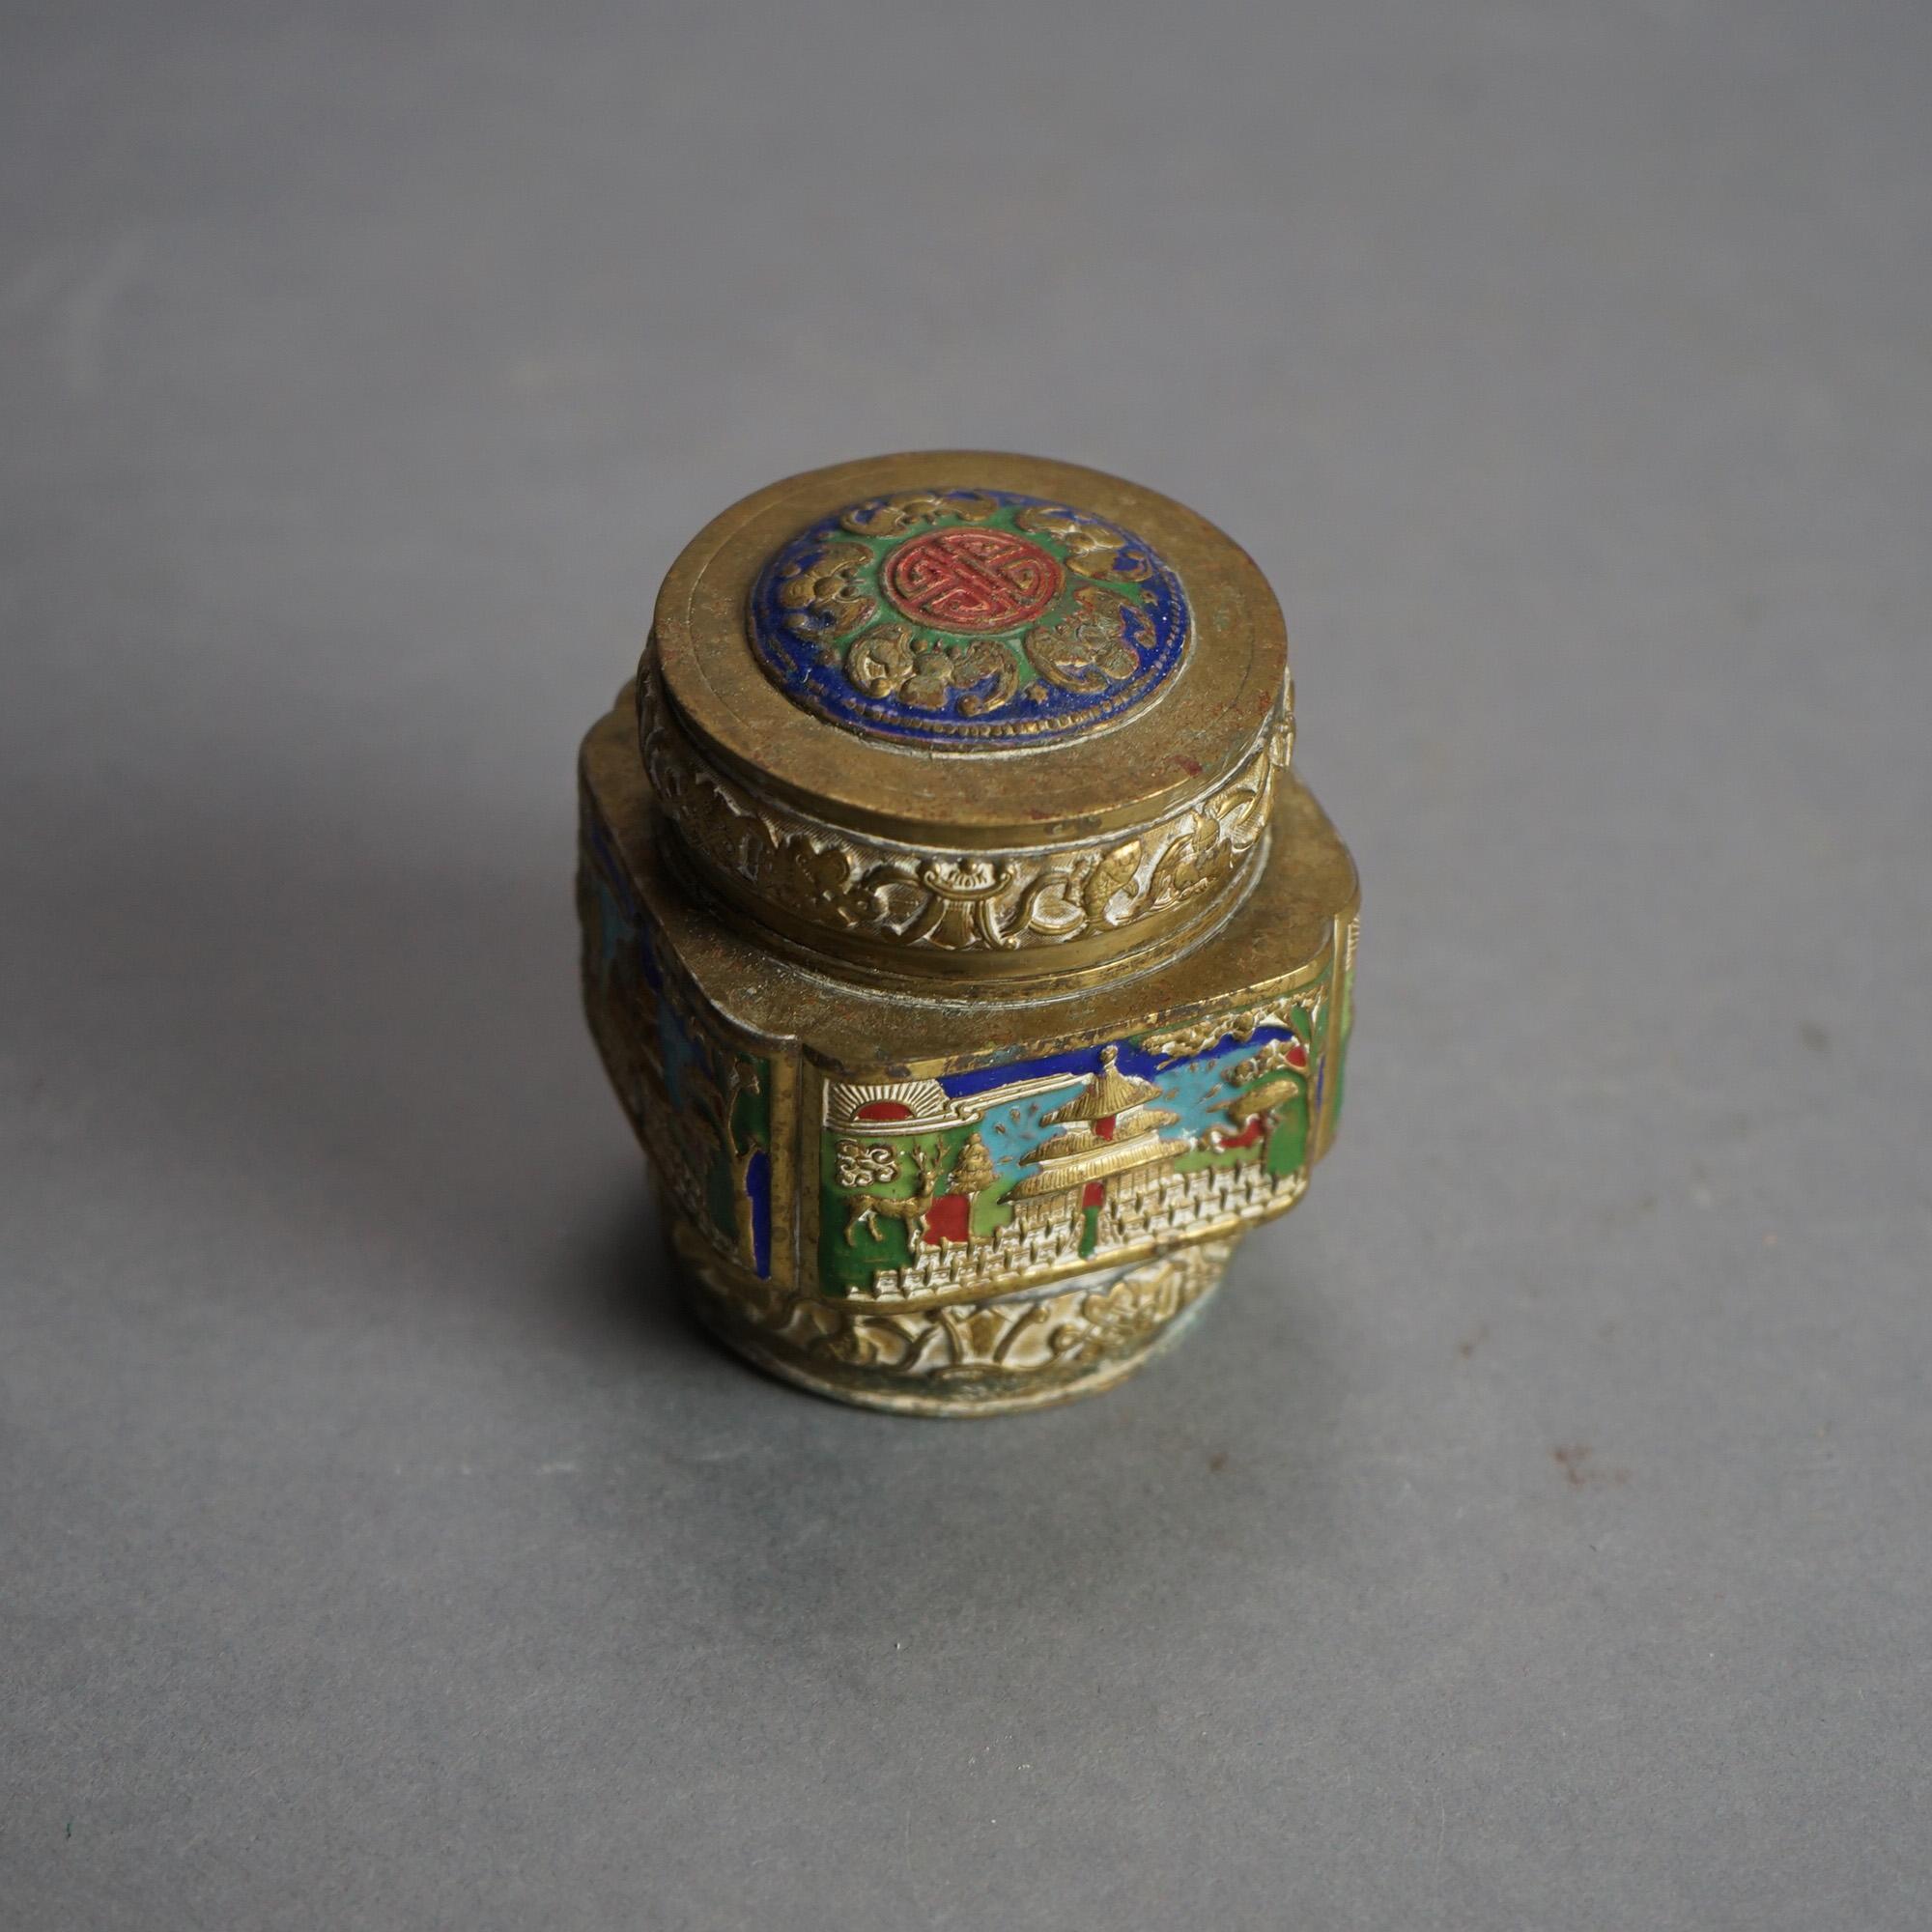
679, 1222, 1235, 1405
946, 638, 1019, 717
1022, 584, 1142, 696
901, 859, 1018, 951
1144, 985, 1327, 1066
1142, 810, 1236, 912
845, 623, 925, 706
1011, 502, 1153, 583
898, 645, 954, 712
835, 1140, 897, 1190
775, 540, 876, 649
1077, 838, 1145, 935
1133, 742, 1271, 914
1273, 666, 1296, 770
839, 490, 999, 538
639, 670, 1288, 964
847, 625, 1019, 716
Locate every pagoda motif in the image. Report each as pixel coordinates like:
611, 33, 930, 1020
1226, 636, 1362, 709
1009, 1047, 1183, 1229
824, 1034, 1318, 1303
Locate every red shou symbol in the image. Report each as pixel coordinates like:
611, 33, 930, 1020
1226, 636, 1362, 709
883, 528, 1064, 633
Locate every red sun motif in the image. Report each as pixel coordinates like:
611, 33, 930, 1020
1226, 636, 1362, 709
882, 528, 1064, 633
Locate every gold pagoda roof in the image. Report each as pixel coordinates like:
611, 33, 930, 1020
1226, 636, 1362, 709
1009, 1131, 1182, 1196
1025, 1106, 1180, 1167
1038, 1046, 1164, 1125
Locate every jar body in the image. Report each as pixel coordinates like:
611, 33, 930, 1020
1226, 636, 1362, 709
578, 691, 1357, 1415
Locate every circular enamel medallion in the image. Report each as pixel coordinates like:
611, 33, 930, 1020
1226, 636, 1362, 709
748, 488, 1190, 750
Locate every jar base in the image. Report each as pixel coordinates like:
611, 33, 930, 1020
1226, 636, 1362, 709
668, 1213, 1239, 1418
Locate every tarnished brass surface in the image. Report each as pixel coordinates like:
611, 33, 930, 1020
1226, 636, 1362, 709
579, 452, 1358, 1414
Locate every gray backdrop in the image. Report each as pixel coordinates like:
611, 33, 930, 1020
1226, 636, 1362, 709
4, 3, 1927, 1927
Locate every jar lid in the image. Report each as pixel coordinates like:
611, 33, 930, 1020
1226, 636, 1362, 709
642, 451, 1293, 987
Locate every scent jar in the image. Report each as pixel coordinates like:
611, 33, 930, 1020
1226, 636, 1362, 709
578, 453, 1357, 1415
